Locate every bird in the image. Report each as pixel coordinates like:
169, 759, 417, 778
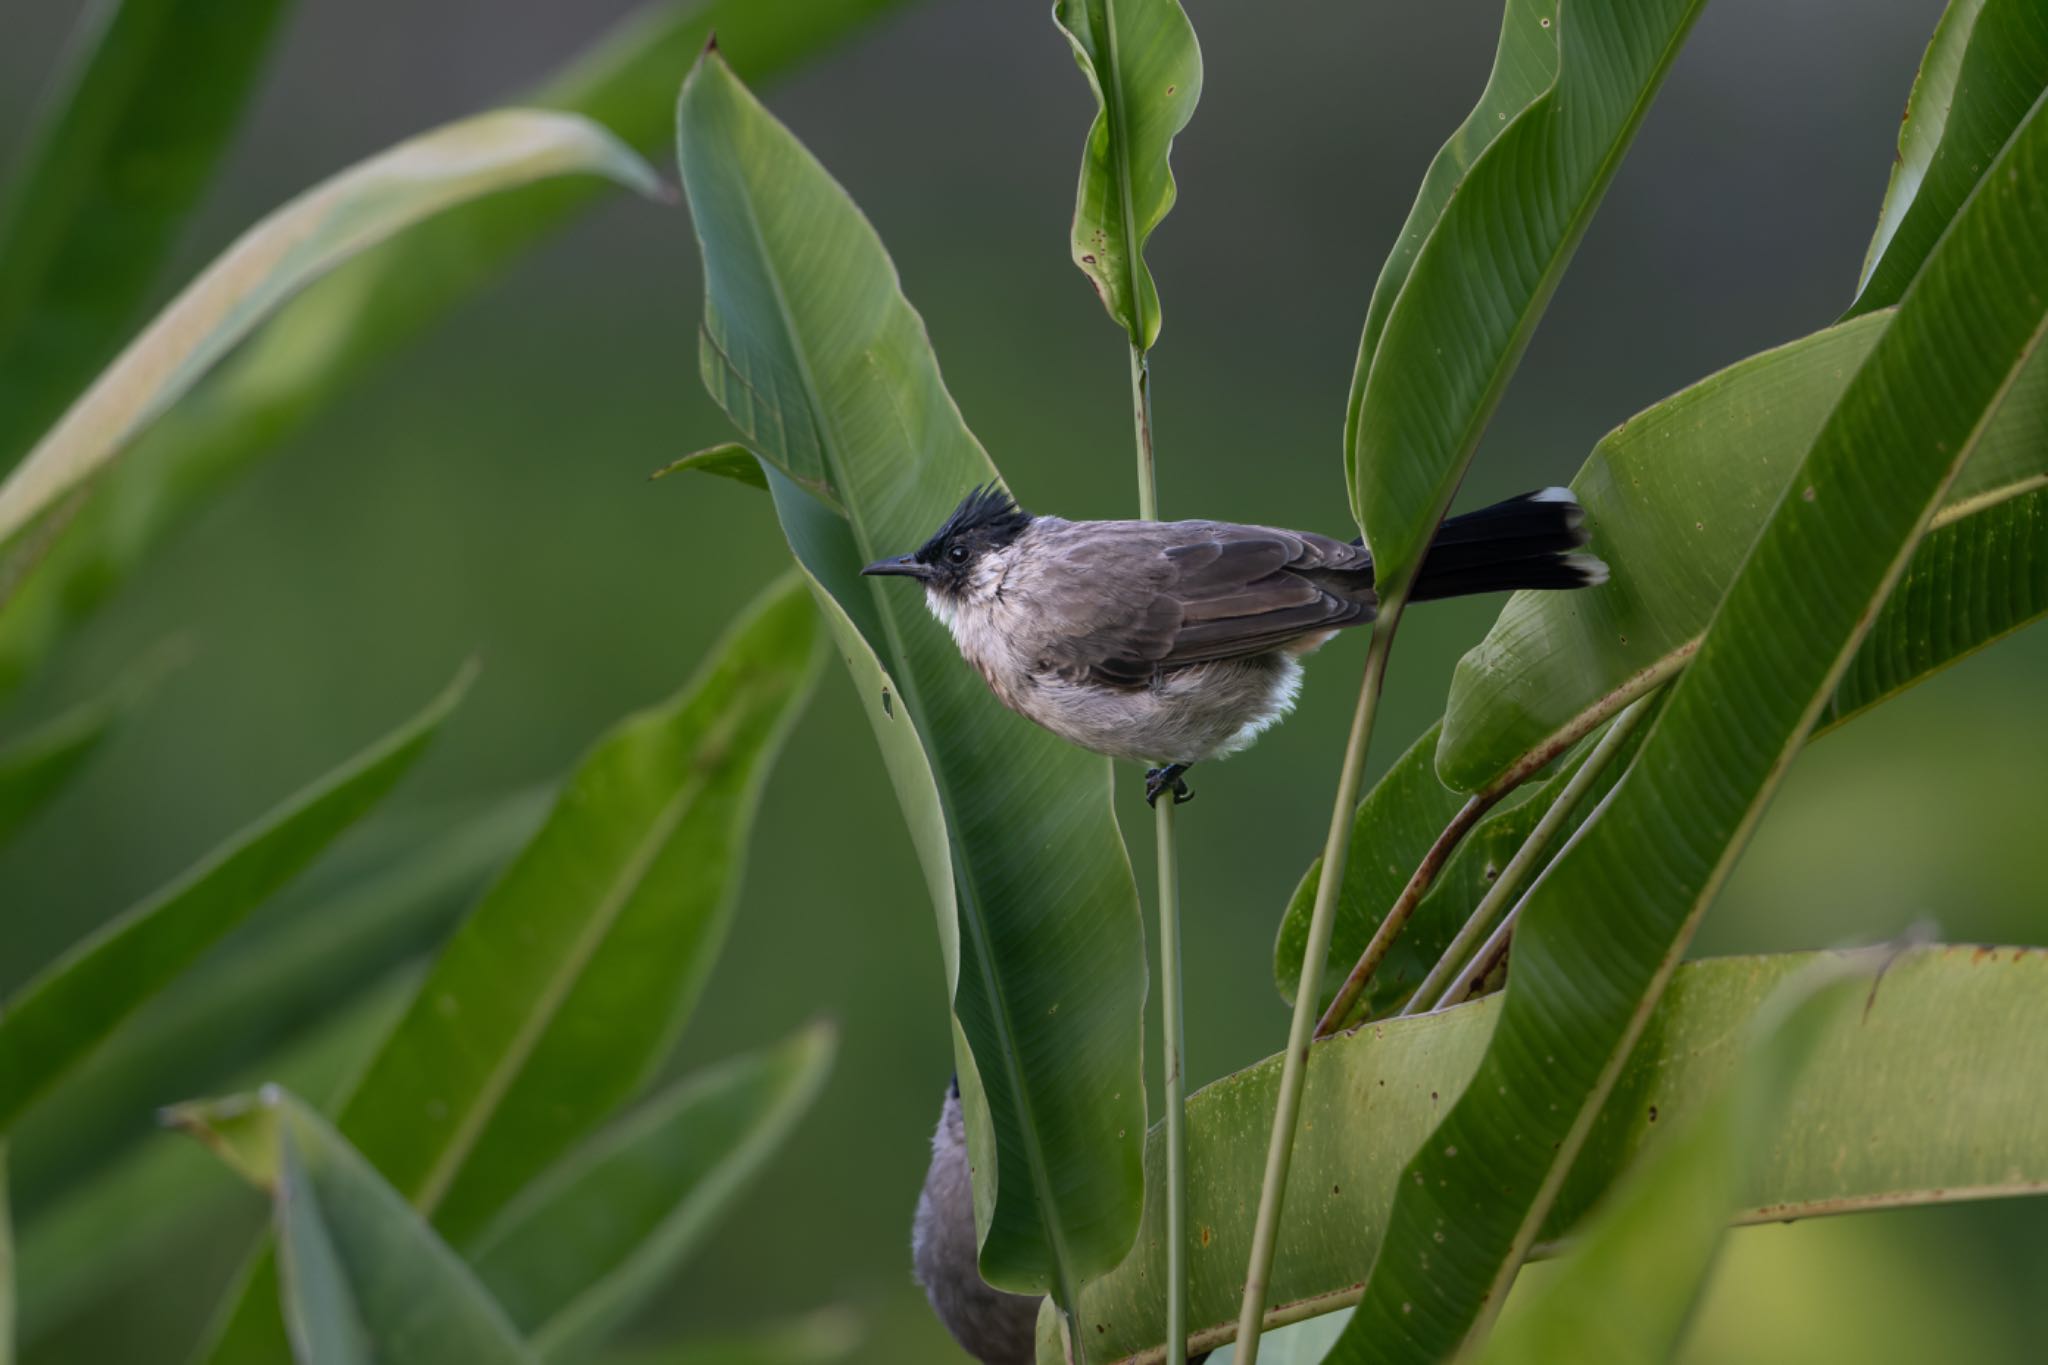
913, 1078, 1045, 1364
863, 484, 1606, 806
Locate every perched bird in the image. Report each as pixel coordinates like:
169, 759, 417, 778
864, 485, 1606, 804
913, 1079, 1043, 1365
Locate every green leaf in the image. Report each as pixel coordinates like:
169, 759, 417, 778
0, 665, 470, 1134
0, 0, 290, 470
595, 1308, 863, 1365
650, 442, 771, 492
1472, 964, 1866, 1365
1331, 89, 2048, 1363
0, 694, 121, 850
0, 0, 917, 697
343, 575, 816, 1238
1437, 309, 2047, 792
171, 1089, 536, 1365
467, 1023, 836, 1361
12, 968, 417, 1349
1850, 0, 2048, 315
1057, 947, 2048, 1360
1051, 0, 1202, 348
197, 582, 820, 1363
7, 794, 543, 1215
0, 111, 658, 555
676, 52, 1149, 1295
1347, 0, 1706, 585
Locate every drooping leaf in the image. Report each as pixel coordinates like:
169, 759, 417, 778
1347, 0, 1707, 587
0, 693, 122, 850
0, 666, 471, 1133
8, 794, 544, 1216
0, 0, 919, 695
650, 442, 771, 492
676, 52, 1149, 1295
1054, 947, 2048, 1360
1330, 90, 2048, 1363
1437, 310, 2047, 791
170, 1090, 536, 1365
1850, 0, 2048, 315
1052, 0, 1202, 347
1472, 965, 1866, 1365
197, 574, 819, 1362
0, 111, 659, 554
13, 968, 418, 1347
467, 1023, 836, 1361
343, 576, 817, 1237
0, 0, 290, 469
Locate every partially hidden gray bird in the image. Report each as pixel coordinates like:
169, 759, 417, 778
864, 484, 1606, 804
913, 1079, 1042, 1365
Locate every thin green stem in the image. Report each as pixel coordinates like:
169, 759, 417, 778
1313, 788, 1502, 1037
1405, 694, 1656, 1015
1130, 341, 1184, 1364
1233, 605, 1403, 1363
1131, 345, 1159, 521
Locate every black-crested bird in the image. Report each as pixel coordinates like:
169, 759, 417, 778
864, 485, 1605, 805
864, 482, 1597, 802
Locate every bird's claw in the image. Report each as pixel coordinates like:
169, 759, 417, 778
1144, 765, 1195, 807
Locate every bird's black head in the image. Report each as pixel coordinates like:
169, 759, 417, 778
861, 483, 1032, 596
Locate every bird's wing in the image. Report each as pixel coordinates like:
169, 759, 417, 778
1029, 520, 1377, 686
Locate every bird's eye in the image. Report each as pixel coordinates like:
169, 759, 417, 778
947, 545, 969, 564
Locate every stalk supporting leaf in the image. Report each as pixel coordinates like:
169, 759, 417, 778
1129, 337, 1186, 1365
1406, 693, 1657, 1015
1233, 605, 1402, 1364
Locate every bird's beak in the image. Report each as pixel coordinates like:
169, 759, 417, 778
862, 554, 934, 580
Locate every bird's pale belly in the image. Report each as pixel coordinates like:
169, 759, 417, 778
1006, 653, 1305, 765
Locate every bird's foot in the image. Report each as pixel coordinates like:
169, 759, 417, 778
1144, 764, 1195, 807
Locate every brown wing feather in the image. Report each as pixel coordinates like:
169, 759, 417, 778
1032, 519, 1377, 687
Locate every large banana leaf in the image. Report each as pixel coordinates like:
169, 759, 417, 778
0, 667, 469, 1133
1849, 0, 2048, 316
467, 1024, 836, 1361
1052, 0, 1202, 347
1436, 312, 2047, 791
197, 575, 819, 1362
0, 0, 289, 470
0, 114, 656, 556
1328, 90, 2048, 1362
8, 795, 543, 1217
0, 0, 918, 696
1472, 964, 1865, 1365
1042, 947, 2048, 1361
172, 1090, 536, 1365
676, 53, 1149, 1297
1347, 0, 1706, 586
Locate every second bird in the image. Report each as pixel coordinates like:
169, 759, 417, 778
863, 485, 1606, 805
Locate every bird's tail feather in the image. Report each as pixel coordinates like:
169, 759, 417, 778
1409, 487, 1608, 602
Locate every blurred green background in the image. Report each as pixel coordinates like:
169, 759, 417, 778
2, 0, 2042, 1360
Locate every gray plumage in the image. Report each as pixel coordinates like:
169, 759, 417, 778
913, 1082, 1042, 1365
865, 485, 1606, 791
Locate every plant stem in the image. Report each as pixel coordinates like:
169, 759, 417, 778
1405, 694, 1655, 1015
1129, 342, 1186, 1365
1233, 606, 1402, 1363
1313, 788, 1503, 1037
